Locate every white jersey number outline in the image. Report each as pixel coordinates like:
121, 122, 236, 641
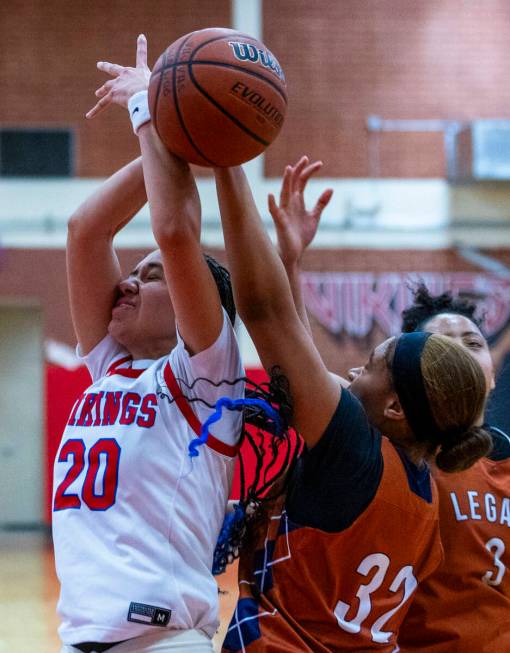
482, 537, 506, 587
334, 552, 417, 644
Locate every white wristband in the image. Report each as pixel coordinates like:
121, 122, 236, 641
128, 90, 150, 134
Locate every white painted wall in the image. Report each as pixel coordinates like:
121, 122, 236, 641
3, 174, 510, 248
0, 175, 454, 248
0, 305, 43, 526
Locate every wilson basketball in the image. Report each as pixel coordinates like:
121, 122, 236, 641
148, 28, 287, 167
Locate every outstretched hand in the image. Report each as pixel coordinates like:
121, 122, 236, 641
86, 34, 151, 119
268, 156, 333, 266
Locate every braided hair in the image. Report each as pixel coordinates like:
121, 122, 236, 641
157, 338, 299, 573
401, 283, 482, 334
175, 257, 299, 572
211, 369, 301, 574
204, 253, 236, 326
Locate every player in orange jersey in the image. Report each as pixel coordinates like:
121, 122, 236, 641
213, 158, 491, 652
396, 286, 510, 653
264, 166, 509, 651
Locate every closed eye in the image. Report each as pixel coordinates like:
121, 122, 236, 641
465, 341, 483, 350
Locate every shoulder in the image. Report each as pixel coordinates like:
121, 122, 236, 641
171, 308, 243, 382
285, 391, 383, 532
487, 425, 510, 461
303, 389, 383, 474
319, 388, 375, 442
77, 334, 129, 382
312, 389, 381, 459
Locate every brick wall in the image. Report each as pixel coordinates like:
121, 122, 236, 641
0, 0, 230, 176
264, 0, 510, 177
2, 2, 510, 178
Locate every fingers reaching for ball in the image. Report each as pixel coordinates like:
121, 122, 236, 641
96, 61, 125, 78
86, 92, 114, 120
269, 156, 333, 265
86, 34, 151, 119
94, 80, 114, 99
135, 33, 148, 69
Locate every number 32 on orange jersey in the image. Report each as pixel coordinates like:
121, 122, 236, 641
334, 552, 417, 644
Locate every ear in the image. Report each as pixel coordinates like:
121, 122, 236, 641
384, 394, 406, 422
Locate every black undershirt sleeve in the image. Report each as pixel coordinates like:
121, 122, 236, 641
487, 425, 510, 460
285, 389, 383, 533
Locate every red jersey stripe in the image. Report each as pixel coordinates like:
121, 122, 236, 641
106, 355, 133, 376
163, 361, 238, 458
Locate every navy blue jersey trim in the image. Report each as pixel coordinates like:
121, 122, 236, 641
394, 445, 433, 503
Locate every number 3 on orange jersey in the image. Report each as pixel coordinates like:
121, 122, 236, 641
482, 537, 506, 587
334, 552, 417, 644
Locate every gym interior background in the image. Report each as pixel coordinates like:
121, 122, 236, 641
1, 1, 510, 650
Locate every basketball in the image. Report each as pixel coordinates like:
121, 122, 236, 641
148, 28, 287, 167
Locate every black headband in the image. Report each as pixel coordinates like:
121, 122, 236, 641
392, 332, 440, 442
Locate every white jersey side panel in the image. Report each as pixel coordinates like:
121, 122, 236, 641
52, 313, 244, 644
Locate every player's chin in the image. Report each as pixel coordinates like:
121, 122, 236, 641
108, 317, 134, 342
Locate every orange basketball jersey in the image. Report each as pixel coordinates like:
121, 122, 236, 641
222, 437, 443, 652
399, 442, 510, 652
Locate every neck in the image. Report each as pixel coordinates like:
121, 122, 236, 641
385, 422, 430, 467
388, 435, 429, 467
128, 335, 177, 360
400, 442, 431, 468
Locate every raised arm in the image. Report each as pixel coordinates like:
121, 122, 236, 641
87, 35, 223, 354
138, 126, 223, 353
270, 157, 349, 388
215, 166, 341, 446
70, 31, 154, 355
269, 156, 332, 336
67, 157, 146, 355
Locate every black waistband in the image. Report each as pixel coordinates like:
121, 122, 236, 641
73, 641, 126, 653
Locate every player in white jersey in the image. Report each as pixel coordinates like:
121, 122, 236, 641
53, 35, 244, 653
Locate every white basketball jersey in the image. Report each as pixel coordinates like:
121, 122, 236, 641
52, 314, 244, 644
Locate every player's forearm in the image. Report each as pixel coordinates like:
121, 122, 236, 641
138, 125, 200, 245
67, 157, 146, 241
285, 259, 313, 337
215, 166, 296, 322
138, 124, 224, 353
